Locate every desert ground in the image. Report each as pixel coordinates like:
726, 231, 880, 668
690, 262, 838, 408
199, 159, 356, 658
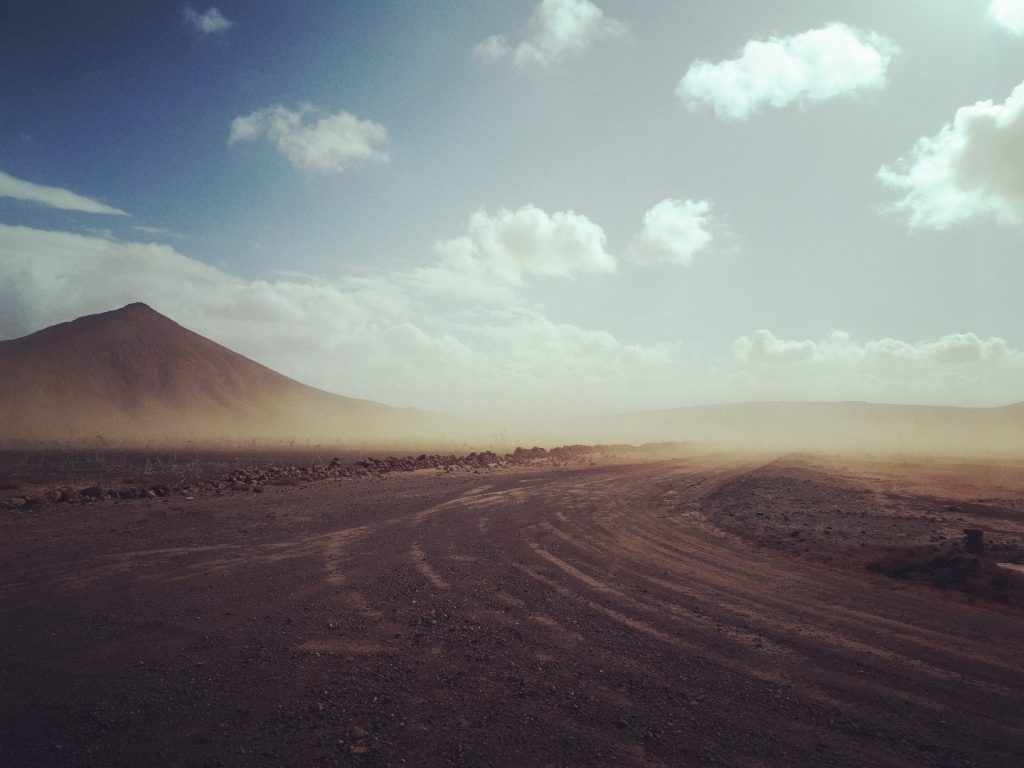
2, 448, 1023, 767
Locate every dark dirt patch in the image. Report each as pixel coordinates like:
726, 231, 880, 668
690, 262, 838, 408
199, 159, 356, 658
869, 546, 1024, 604
705, 459, 1024, 576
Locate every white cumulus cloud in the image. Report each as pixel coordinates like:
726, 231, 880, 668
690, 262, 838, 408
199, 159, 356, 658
475, 0, 626, 68
733, 329, 1022, 365
229, 104, 389, 173
677, 23, 898, 121
473, 35, 512, 61
879, 80, 1024, 230
989, 0, 1024, 35
626, 199, 713, 266
0, 169, 127, 216
184, 5, 235, 35
733, 330, 818, 363
422, 205, 616, 295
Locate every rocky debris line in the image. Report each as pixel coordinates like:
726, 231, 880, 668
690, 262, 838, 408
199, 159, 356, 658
1, 444, 621, 509
1, 482, 175, 510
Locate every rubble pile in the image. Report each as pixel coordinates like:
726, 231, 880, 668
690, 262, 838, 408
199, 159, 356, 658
1, 445, 608, 509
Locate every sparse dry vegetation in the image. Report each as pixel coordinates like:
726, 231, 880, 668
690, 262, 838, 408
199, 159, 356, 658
869, 546, 1024, 604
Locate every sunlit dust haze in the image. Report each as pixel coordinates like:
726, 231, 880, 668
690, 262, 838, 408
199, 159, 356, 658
1, 1, 1023, 447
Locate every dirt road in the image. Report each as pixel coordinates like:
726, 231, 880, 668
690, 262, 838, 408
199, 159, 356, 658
2, 456, 1023, 767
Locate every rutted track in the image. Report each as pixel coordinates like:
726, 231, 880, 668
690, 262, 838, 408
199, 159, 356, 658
1, 456, 1022, 767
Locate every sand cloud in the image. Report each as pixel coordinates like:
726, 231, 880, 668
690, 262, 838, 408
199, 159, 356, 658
3, 223, 1020, 414
0, 169, 127, 216
183, 5, 235, 35
733, 329, 1023, 366
677, 23, 897, 121
0, 223, 671, 418
879, 80, 1024, 230
989, 0, 1024, 35
626, 199, 713, 266
475, 0, 625, 68
229, 104, 389, 173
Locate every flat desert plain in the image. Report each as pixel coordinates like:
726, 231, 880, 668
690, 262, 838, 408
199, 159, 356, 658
2, 450, 1023, 767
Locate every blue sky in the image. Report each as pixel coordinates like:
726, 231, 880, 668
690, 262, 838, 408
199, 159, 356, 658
2, 1, 1024, 418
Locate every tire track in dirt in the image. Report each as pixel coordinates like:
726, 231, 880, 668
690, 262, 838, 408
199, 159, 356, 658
3, 458, 1024, 767
394, 459, 1024, 766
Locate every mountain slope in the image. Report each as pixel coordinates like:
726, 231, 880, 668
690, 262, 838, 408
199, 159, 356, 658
0, 303, 459, 447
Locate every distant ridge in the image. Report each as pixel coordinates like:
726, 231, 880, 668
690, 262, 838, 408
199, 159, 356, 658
541, 399, 1024, 455
0, 303, 461, 447
3, 304, 1020, 454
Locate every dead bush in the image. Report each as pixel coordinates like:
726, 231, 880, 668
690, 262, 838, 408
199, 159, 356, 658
869, 546, 1024, 605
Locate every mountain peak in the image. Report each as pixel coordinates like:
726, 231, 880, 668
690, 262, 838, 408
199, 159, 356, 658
89, 301, 165, 323
119, 301, 157, 313
0, 303, 443, 446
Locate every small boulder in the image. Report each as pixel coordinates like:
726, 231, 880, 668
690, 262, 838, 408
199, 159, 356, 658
79, 486, 103, 500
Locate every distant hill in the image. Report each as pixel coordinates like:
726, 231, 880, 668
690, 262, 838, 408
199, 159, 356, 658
540, 400, 1024, 456
3, 303, 1020, 455
0, 303, 467, 448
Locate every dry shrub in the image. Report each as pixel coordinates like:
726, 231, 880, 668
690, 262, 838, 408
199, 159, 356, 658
869, 546, 1024, 605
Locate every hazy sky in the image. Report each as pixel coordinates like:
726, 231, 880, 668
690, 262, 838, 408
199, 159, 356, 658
2, 0, 1024, 418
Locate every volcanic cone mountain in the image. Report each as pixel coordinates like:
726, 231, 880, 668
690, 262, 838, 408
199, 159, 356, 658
0, 303, 457, 447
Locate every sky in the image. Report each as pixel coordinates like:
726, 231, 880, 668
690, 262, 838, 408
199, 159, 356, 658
2, 0, 1024, 419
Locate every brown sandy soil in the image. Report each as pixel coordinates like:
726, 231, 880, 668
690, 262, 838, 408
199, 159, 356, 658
1, 454, 1023, 767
